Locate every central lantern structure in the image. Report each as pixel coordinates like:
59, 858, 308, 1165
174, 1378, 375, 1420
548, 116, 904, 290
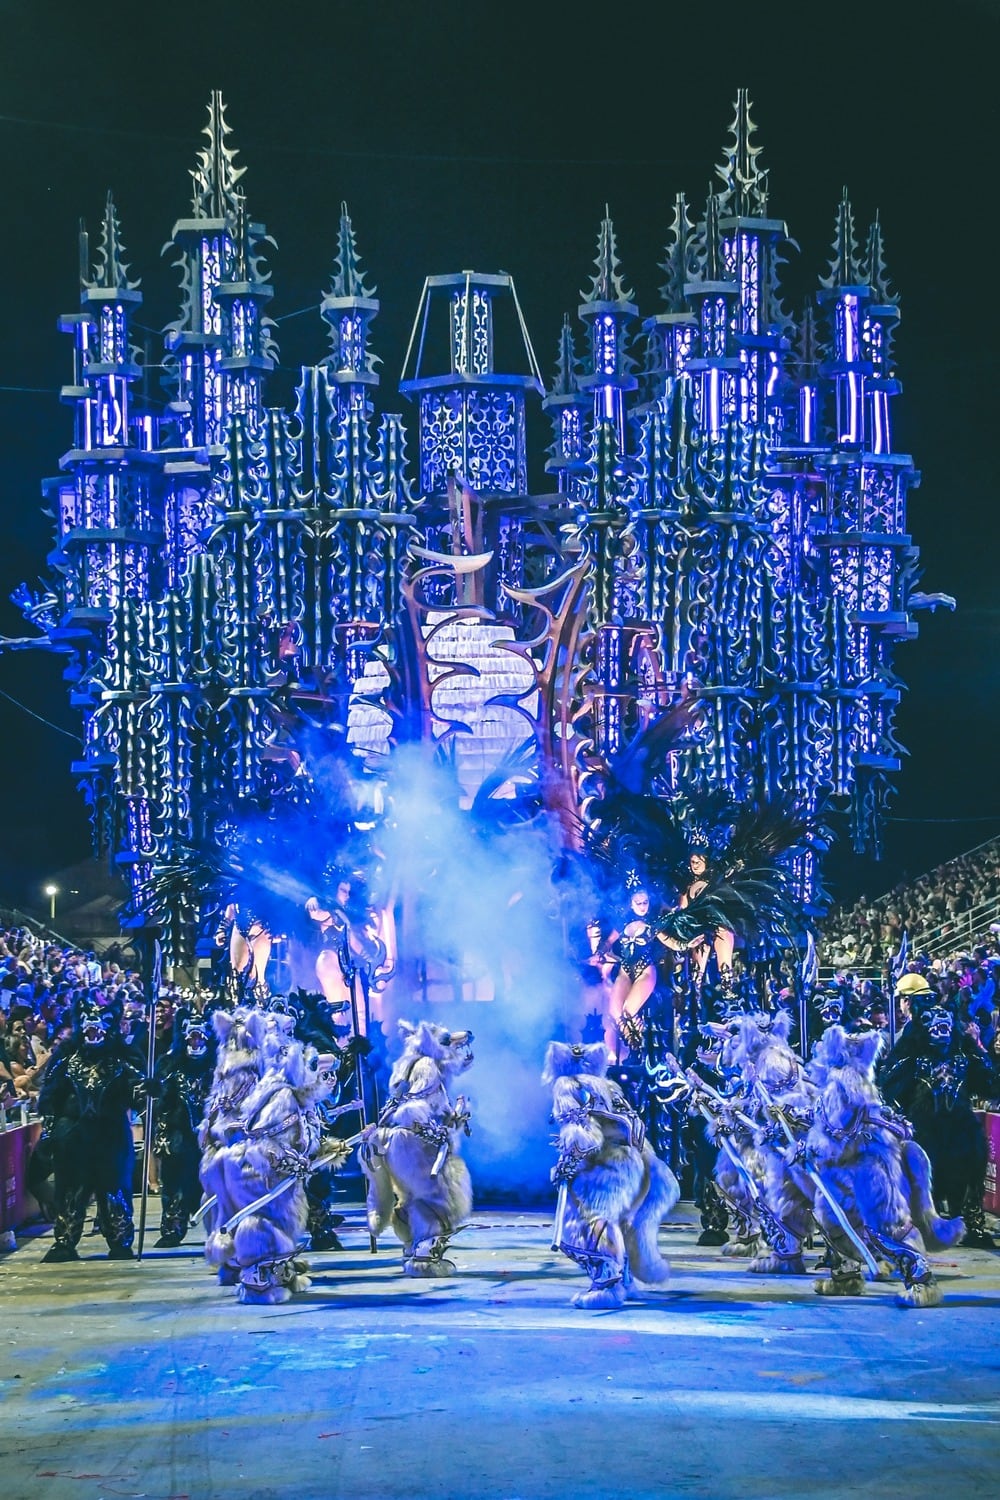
20, 91, 922, 953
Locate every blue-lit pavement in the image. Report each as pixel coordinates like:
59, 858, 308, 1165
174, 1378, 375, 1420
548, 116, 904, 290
2, 1207, 999, 1500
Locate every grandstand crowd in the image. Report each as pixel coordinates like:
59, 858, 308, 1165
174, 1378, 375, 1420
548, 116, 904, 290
820, 837, 1000, 970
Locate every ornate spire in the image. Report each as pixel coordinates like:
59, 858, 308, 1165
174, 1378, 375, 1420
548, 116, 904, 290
793, 304, 822, 378
700, 185, 723, 281
320, 204, 378, 387
581, 207, 634, 305
658, 192, 697, 311
820, 188, 861, 289
549, 314, 580, 397
329, 202, 375, 300
863, 212, 897, 304
85, 191, 139, 292
715, 89, 769, 218
190, 91, 246, 220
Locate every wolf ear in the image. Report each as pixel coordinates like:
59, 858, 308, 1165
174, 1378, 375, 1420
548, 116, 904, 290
397, 1019, 416, 1038
245, 1010, 268, 1047
852, 1030, 884, 1073
771, 1010, 793, 1042
414, 1020, 442, 1055
542, 1040, 610, 1084
580, 1043, 611, 1077
541, 1042, 575, 1084
813, 1023, 849, 1073
283, 1041, 307, 1089
213, 1011, 233, 1043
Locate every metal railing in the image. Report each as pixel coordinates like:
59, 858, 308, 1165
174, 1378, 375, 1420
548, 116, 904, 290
816, 964, 884, 983
912, 895, 1000, 961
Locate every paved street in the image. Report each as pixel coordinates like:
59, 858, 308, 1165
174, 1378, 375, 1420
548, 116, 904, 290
3, 1205, 999, 1500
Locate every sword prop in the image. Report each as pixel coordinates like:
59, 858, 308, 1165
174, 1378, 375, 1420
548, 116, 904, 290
223, 1131, 365, 1234
551, 1182, 568, 1251
191, 1193, 217, 1225
430, 1095, 471, 1177
341, 937, 378, 1255
754, 1080, 879, 1278
674, 1060, 759, 1135
317, 1097, 365, 1126
191, 1100, 364, 1226
673, 1072, 796, 1255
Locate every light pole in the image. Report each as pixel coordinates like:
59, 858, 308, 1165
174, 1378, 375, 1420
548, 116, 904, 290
44, 884, 58, 923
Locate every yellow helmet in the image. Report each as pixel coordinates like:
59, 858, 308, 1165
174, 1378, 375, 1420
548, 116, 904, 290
895, 971, 933, 998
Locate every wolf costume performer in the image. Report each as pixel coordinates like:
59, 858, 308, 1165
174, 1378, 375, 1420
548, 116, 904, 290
360, 1020, 473, 1277
199, 1005, 269, 1247
204, 1037, 347, 1302
152, 1009, 215, 1247
683, 1010, 815, 1270
881, 979, 999, 1248
544, 1041, 679, 1309
37, 993, 147, 1263
801, 1024, 964, 1305
283, 989, 371, 1250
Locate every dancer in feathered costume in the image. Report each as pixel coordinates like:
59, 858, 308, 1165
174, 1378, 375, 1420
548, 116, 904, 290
881, 976, 999, 1248
38, 993, 148, 1263
586, 704, 816, 1052
544, 1041, 680, 1309
152, 1007, 216, 1247
652, 796, 814, 982
360, 1020, 474, 1277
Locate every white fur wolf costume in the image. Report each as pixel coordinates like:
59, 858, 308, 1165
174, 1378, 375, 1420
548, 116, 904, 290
543, 1041, 679, 1310
204, 1037, 346, 1303
799, 1025, 963, 1307
199, 1006, 269, 1253
705, 1011, 816, 1272
360, 1020, 473, 1277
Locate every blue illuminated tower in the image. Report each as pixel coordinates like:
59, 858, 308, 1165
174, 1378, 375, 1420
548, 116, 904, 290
320, 202, 380, 422
577, 209, 638, 456
41, 193, 159, 858
292, 204, 415, 711
811, 193, 918, 852
160, 92, 276, 586
47, 194, 151, 623
543, 314, 589, 497
640, 192, 698, 406
400, 270, 543, 499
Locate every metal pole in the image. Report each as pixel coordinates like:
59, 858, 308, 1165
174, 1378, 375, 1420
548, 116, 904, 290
135, 931, 161, 1262
341, 933, 377, 1254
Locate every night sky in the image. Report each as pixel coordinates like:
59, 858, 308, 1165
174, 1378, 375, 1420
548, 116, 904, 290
0, 0, 997, 909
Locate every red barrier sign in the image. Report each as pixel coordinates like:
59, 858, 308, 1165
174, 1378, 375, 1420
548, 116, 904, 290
983, 1111, 1000, 1215
0, 1122, 42, 1232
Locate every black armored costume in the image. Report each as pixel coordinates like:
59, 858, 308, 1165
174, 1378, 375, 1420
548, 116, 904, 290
37, 993, 146, 1263
152, 1009, 216, 1247
882, 990, 999, 1247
